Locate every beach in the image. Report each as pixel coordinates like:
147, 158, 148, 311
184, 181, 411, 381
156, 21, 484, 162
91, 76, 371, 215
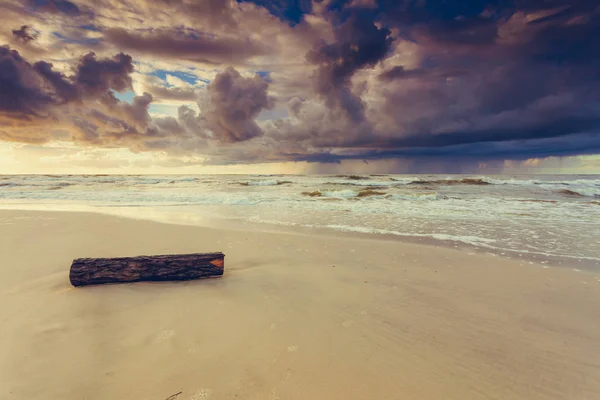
1, 210, 599, 400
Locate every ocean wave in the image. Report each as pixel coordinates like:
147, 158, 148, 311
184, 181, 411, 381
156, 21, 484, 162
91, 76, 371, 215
486, 177, 600, 187
389, 177, 421, 184
320, 190, 358, 199
46, 182, 73, 190
302, 191, 323, 197
555, 188, 600, 198
324, 224, 496, 246
408, 178, 490, 186
516, 199, 558, 204
333, 175, 370, 180
302, 189, 388, 199
324, 180, 398, 187
319, 223, 599, 261
357, 189, 387, 197
137, 178, 169, 185
556, 189, 585, 197
389, 193, 440, 201
573, 187, 600, 197
239, 180, 292, 186
300, 190, 439, 200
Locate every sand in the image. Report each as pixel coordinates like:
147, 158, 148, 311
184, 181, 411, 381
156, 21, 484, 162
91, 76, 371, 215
0, 210, 599, 400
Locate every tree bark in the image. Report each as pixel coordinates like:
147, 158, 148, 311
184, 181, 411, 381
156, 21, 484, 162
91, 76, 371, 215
69, 252, 224, 287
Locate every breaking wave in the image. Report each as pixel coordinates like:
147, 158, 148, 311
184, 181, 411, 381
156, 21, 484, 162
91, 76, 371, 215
239, 180, 292, 186
555, 188, 600, 198
408, 178, 490, 186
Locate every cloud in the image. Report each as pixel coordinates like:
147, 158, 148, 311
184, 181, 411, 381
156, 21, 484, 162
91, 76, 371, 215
0, 46, 142, 144
133, 73, 198, 102
104, 28, 269, 65
201, 66, 274, 142
74, 52, 134, 98
306, 13, 392, 121
0, 46, 274, 151
33, 61, 78, 103
0, 46, 68, 118
380, 0, 512, 47
12, 25, 38, 43
377, 65, 429, 81
146, 86, 198, 102
0, 46, 137, 117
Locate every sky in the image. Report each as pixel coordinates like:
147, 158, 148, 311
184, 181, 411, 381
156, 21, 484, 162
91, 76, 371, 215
0, 0, 599, 174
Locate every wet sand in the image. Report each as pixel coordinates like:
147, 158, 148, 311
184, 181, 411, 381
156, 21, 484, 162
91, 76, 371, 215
0, 210, 599, 400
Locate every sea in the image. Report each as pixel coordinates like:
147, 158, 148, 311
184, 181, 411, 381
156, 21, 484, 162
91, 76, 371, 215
1, 174, 599, 268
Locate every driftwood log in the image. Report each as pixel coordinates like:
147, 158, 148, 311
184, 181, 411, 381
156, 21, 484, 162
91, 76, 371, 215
69, 252, 224, 287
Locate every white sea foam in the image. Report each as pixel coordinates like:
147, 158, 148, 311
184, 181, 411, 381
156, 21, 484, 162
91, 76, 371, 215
567, 187, 600, 197
324, 224, 497, 246
320, 190, 358, 198
389, 193, 440, 201
324, 179, 394, 187
243, 179, 284, 186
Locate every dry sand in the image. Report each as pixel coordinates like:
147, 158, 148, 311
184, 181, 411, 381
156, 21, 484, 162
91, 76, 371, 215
0, 210, 599, 400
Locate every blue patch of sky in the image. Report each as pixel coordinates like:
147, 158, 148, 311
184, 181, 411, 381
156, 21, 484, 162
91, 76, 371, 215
236, 0, 311, 26
237, 0, 383, 27
112, 90, 135, 104
30, 0, 80, 15
149, 69, 207, 86
256, 71, 272, 82
79, 24, 100, 31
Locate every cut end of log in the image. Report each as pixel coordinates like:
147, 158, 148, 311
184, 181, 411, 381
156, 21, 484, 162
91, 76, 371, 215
69, 252, 225, 287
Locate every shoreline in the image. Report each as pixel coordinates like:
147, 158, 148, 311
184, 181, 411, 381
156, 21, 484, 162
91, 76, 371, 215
1, 173, 599, 270
0, 205, 596, 271
1, 210, 599, 399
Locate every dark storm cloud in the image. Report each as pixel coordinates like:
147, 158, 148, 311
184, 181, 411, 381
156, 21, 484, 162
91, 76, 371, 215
74, 52, 134, 98
345, 110, 600, 150
0, 47, 135, 119
122, 92, 153, 126
12, 25, 38, 43
0, 46, 67, 117
33, 61, 78, 102
203, 66, 273, 142
326, 0, 600, 164
104, 28, 268, 65
0, 46, 137, 136
377, 65, 468, 82
378, 0, 514, 46
292, 132, 600, 165
306, 13, 392, 121
378, 66, 428, 81
521, 5, 600, 66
